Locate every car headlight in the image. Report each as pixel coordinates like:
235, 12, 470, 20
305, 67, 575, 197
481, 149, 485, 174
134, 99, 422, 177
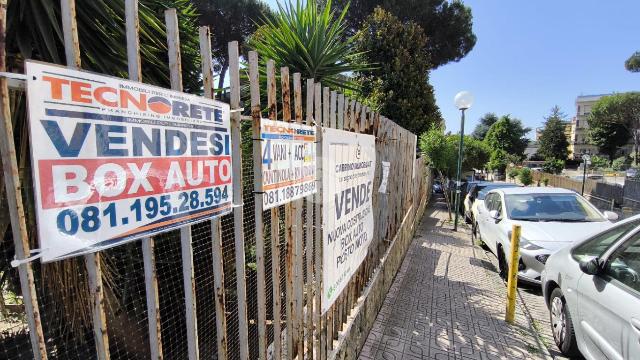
535, 254, 550, 264
519, 237, 544, 251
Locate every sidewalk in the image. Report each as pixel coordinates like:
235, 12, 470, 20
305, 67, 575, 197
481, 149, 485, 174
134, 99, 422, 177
358, 196, 551, 360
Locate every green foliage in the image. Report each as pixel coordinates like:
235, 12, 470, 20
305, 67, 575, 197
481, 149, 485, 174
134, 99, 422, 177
519, 168, 533, 186
626, 51, 640, 72
542, 178, 550, 186
7, 0, 202, 92
588, 93, 639, 161
542, 158, 564, 175
419, 125, 456, 176
333, 0, 476, 69
248, 0, 367, 90
354, 8, 442, 135
508, 167, 520, 181
419, 126, 488, 177
612, 156, 631, 171
589, 155, 610, 170
462, 136, 490, 172
194, 0, 273, 88
487, 149, 509, 174
484, 115, 530, 159
538, 106, 569, 161
471, 113, 499, 140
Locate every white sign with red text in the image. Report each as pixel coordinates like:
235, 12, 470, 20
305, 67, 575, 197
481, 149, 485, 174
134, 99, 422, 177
26, 61, 233, 262
321, 128, 375, 314
260, 119, 316, 209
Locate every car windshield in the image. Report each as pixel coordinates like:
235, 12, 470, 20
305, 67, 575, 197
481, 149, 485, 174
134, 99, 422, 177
505, 193, 605, 222
476, 184, 518, 200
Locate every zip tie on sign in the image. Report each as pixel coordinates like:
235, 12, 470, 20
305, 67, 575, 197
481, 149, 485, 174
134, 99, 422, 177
0, 72, 27, 80
232, 202, 244, 208
11, 249, 44, 267
230, 108, 245, 113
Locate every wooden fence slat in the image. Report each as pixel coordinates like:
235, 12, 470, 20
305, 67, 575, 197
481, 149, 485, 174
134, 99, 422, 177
304, 78, 315, 360
0, 3, 48, 360
320, 86, 331, 359
337, 94, 344, 130
248, 51, 268, 360
266, 60, 282, 359
313, 82, 322, 359
165, 9, 198, 360
228, 41, 250, 360
329, 91, 337, 129
125, 1, 162, 358
61, 1, 111, 358
199, 26, 227, 360
292, 72, 305, 359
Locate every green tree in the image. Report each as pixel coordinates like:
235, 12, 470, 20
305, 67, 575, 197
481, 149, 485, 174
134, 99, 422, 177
461, 136, 490, 172
612, 156, 631, 171
419, 125, 456, 177
194, 0, 273, 88
626, 51, 640, 72
484, 115, 530, 159
588, 92, 640, 163
248, 0, 367, 90
487, 149, 509, 174
538, 106, 569, 161
471, 112, 499, 140
519, 168, 533, 186
542, 158, 564, 174
333, 0, 476, 69
354, 8, 442, 135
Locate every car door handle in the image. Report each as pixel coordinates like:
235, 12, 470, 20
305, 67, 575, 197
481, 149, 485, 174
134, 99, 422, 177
631, 318, 640, 334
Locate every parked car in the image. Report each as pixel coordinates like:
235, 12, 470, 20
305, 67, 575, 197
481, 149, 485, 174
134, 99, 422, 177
626, 167, 639, 179
474, 187, 618, 284
432, 180, 443, 194
464, 182, 518, 224
541, 215, 640, 359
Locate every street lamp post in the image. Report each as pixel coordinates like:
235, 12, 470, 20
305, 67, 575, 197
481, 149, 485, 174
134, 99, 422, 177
453, 91, 474, 231
581, 154, 591, 196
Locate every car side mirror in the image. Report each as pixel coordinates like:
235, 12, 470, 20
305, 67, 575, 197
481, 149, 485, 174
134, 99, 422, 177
579, 257, 602, 276
603, 211, 619, 221
489, 210, 501, 222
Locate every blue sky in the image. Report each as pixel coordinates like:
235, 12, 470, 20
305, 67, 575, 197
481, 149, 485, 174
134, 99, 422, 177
264, 0, 640, 138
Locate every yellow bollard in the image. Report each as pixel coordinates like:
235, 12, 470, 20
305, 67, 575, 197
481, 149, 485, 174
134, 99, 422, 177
505, 224, 521, 324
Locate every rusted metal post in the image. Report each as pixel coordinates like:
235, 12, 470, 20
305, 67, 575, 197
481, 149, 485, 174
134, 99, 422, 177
248, 51, 268, 360
0, 2, 48, 359
125, 1, 163, 358
199, 25, 228, 360
229, 41, 250, 360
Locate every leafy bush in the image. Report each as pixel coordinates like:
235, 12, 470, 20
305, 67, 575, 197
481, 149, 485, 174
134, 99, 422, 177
542, 158, 564, 174
507, 168, 520, 182
589, 155, 610, 170
612, 156, 631, 171
542, 178, 550, 186
519, 168, 533, 186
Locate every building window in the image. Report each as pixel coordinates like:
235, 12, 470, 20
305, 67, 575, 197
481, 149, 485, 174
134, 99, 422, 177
576, 120, 579, 127
577, 105, 580, 114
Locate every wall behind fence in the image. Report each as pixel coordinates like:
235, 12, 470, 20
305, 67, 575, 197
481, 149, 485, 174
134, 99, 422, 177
0, 2, 430, 360
531, 171, 623, 207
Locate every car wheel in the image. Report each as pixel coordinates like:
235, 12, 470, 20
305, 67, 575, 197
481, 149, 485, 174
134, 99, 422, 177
497, 246, 508, 279
549, 288, 580, 357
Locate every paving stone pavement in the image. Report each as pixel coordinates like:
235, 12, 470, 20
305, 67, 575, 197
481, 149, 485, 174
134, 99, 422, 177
358, 198, 552, 360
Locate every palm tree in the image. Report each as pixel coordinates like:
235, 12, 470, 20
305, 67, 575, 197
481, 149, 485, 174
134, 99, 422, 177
247, 0, 368, 91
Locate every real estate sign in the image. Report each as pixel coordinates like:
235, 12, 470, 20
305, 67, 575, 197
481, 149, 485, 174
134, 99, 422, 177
26, 61, 233, 262
321, 127, 375, 313
260, 119, 316, 209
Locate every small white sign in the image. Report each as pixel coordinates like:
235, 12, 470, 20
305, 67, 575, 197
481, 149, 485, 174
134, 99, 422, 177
379, 161, 391, 193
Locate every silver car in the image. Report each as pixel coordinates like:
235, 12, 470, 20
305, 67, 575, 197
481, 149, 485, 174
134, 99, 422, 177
541, 215, 640, 359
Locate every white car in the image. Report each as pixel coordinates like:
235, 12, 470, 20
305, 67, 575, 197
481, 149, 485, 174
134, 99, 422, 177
467, 182, 519, 231
541, 215, 640, 359
475, 187, 618, 284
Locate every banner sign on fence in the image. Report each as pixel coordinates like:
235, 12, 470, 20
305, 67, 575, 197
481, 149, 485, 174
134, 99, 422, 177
321, 128, 375, 313
25, 61, 233, 262
260, 118, 316, 209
